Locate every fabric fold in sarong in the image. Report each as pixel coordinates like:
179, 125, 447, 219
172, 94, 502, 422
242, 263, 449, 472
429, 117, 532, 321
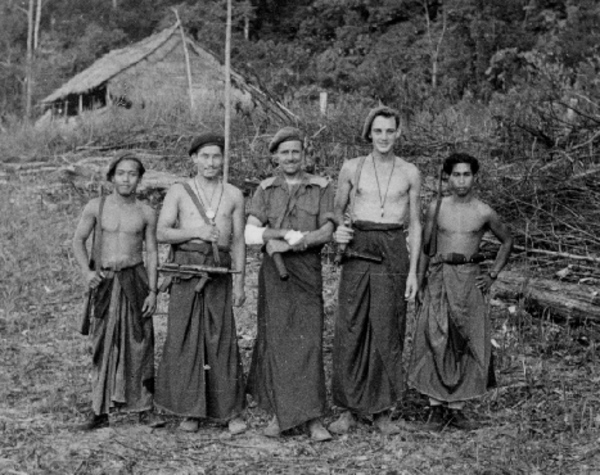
247, 250, 327, 432
408, 259, 495, 403
155, 244, 245, 422
332, 221, 409, 415
89, 263, 154, 415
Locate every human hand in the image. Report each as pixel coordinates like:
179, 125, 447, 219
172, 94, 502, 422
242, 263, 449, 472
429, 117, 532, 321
86, 270, 104, 290
266, 239, 290, 255
142, 292, 157, 318
333, 225, 354, 245
416, 288, 424, 307
197, 224, 220, 242
476, 273, 494, 293
284, 230, 305, 246
404, 273, 419, 301
233, 285, 246, 307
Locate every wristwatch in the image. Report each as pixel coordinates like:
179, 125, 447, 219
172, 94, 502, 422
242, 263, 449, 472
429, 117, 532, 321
488, 270, 498, 280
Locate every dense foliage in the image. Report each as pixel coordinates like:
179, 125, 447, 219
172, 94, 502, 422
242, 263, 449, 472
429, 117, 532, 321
1, 0, 599, 122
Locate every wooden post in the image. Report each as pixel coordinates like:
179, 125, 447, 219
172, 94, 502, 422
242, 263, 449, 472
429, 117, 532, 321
25, 0, 34, 119
319, 91, 328, 116
78, 94, 83, 115
223, 0, 232, 184
172, 10, 194, 114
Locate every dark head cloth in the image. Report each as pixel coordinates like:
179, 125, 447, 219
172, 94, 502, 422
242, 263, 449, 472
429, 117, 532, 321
268, 127, 303, 153
361, 106, 401, 142
106, 152, 146, 181
189, 133, 225, 156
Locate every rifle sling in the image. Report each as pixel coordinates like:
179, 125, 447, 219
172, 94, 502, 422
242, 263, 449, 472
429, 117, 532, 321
348, 154, 368, 223
426, 165, 443, 258
91, 195, 106, 271
182, 182, 221, 266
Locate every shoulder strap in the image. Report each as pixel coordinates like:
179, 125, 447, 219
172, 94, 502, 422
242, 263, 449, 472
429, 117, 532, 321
348, 155, 368, 222
91, 195, 106, 271
425, 166, 444, 257
181, 182, 221, 265
182, 182, 210, 223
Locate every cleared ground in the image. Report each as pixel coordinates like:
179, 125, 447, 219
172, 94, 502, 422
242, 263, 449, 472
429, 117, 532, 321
1, 175, 600, 474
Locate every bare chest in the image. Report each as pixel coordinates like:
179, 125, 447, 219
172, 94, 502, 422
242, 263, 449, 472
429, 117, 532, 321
101, 205, 145, 235
438, 207, 486, 235
178, 192, 234, 230
354, 162, 410, 203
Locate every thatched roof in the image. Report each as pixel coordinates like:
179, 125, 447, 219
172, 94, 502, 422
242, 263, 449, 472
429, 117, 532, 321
41, 24, 183, 104
39, 22, 297, 122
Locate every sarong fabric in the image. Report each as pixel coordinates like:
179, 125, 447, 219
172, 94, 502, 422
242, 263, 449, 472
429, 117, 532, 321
155, 244, 245, 422
247, 250, 327, 431
408, 259, 494, 402
332, 221, 409, 415
89, 263, 154, 415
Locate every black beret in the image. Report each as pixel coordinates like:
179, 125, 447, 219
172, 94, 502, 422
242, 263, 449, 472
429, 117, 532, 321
268, 127, 303, 153
361, 106, 401, 142
189, 133, 225, 156
106, 152, 146, 181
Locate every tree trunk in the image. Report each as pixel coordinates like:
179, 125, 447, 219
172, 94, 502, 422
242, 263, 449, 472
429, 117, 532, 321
25, 0, 34, 119
34, 0, 42, 50
493, 270, 600, 322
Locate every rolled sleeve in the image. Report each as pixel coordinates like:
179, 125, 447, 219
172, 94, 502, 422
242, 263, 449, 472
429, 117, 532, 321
318, 182, 335, 228
248, 186, 268, 225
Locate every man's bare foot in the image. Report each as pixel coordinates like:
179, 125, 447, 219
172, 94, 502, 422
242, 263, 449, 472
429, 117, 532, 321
448, 410, 478, 431
139, 411, 166, 428
263, 416, 280, 438
328, 411, 355, 435
76, 413, 108, 431
307, 419, 332, 442
374, 412, 401, 435
179, 418, 199, 432
228, 417, 247, 435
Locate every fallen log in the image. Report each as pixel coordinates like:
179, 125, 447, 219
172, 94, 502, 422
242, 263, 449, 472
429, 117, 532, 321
493, 270, 600, 323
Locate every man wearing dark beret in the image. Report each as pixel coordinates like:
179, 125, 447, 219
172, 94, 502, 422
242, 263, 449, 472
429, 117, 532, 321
73, 153, 158, 430
330, 106, 422, 435
245, 126, 334, 441
154, 132, 247, 435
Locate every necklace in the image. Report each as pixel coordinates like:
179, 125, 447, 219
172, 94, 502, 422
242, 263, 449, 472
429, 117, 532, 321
194, 177, 223, 222
371, 154, 396, 217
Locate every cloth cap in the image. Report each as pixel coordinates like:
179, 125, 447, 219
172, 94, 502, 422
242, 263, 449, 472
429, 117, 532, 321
268, 127, 303, 153
189, 133, 225, 156
106, 152, 145, 181
361, 106, 401, 142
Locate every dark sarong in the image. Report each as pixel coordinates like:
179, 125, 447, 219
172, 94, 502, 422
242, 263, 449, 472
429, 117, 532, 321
332, 221, 409, 415
89, 263, 154, 415
408, 258, 494, 402
247, 250, 327, 431
155, 244, 245, 422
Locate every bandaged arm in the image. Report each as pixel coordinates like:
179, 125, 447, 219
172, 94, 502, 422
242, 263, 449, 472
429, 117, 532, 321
244, 223, 266, 245
245, 215, 290, 245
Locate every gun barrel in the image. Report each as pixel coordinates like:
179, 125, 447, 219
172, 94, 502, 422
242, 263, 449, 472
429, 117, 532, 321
270, 253, 289, 280
159, 264, 240, 275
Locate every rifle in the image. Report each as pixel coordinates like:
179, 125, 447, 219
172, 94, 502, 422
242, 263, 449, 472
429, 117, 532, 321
336, 248, 382, 264
79, 195, 105, 336
424, 163, 444, 257
333, 215, 352, 266
159, 263, 240, 293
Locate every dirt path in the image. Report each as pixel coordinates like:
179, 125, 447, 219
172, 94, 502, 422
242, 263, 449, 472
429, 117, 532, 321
2, 176, 600, 474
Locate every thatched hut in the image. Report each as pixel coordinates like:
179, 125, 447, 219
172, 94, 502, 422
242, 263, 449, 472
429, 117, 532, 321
38, 22, 290, 120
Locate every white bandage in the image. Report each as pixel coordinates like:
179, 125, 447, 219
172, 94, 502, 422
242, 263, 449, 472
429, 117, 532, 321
284, 230, 305, 246
244, 224, 266, 245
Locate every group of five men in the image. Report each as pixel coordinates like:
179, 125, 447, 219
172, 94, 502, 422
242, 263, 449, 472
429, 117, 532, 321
72, 106, 513, 439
